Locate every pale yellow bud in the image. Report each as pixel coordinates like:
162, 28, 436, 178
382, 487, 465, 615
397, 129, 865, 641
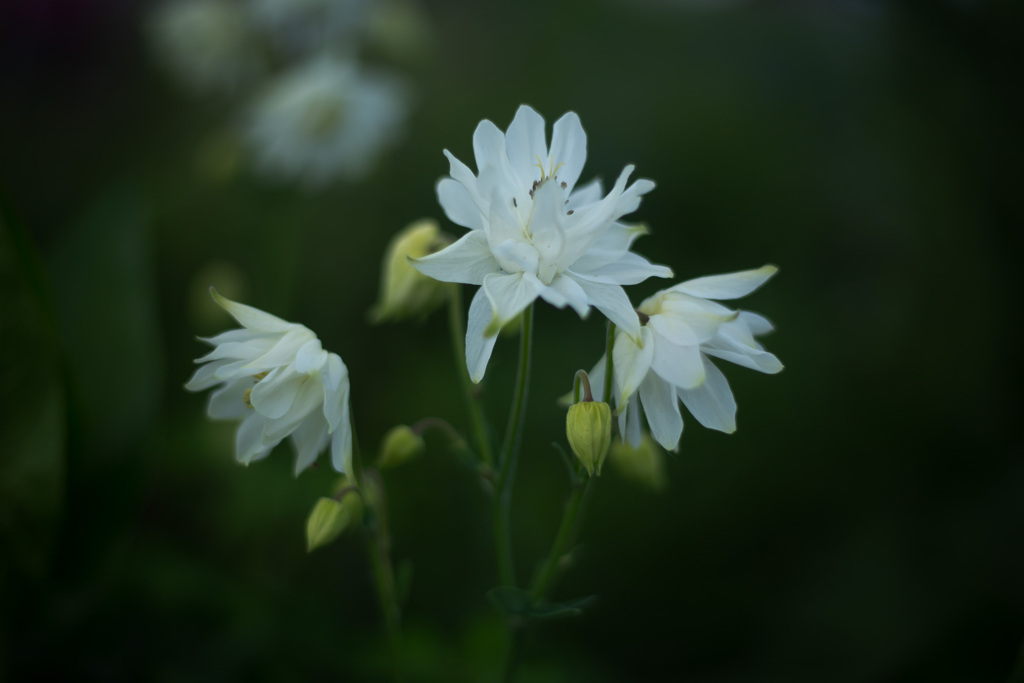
306, 481, 363, 552
566, 401, 612, 476
370, 219, 453, 323
377, 425, 426, 469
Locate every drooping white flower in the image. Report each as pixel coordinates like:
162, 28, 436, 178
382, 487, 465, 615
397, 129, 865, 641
149, 0, 262, 94
588, 265, 782, 451
185, 289, 353, 476
411, 105, 672, 382
243, 56, 408, 187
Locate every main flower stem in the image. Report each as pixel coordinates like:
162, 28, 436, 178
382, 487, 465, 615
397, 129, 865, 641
494, 304, 534, 587
448, 286, 494, 468
529, 475, 590, 602
365, 468, 403, 682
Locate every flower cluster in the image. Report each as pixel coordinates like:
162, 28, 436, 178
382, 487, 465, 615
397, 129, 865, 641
185, 289, 352, 475
415, 106, 781, 450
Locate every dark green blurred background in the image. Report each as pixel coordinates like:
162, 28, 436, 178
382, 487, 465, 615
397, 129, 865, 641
2, 0, 1022, 680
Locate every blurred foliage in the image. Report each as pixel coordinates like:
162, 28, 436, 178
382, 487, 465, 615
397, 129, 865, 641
1, 0, 1023, 681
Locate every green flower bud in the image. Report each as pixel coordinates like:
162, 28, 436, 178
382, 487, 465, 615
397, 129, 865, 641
306, 482, 363, 552
609, 433, 668, 492
377, 424, 426, 469
566, 400, 612, 477
370, 219, 453, 323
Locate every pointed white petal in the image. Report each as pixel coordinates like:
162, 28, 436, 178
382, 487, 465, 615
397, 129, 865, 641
639, 373, 683, 451
567, 178, 603, 209
200, 328, 263, 346
739, 310, 775, 336
249, 369, 301, 419
322, 353, 349, 432
207, 377, 252, 420
703, 344, 784, 374
243, 328, 315, 370
577, 250, 672, 285
678, 358, 737, 433
294, 338, 327, 374
549, 111, 586, 193
195, 336, 276, 364
482, 271, 544, 334
650, 335, 706, 390
528, 180, 567, 284
671, 265, 778, 300
262, 374, 323, 441
443, 149, 487, 212
504, 105, 547, 192
466, 286, 499, 383
290, 413, 329, 475
437, 177, 485, 230
185, 359, 232, 391
613, 325, 654, 406
211, 288, 295, 333
236, 414, 276, 464
624, 397, 642, 448
656, 294, 737, 343
331, 411, 353, 474
571, 275, 641, 338
544, 274, 589, 318
409, 230, 501, 285
473, 119, 507, 177
587, 354, 608, 403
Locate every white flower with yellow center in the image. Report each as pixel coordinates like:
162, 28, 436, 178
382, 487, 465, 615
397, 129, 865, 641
411, 105, 671, 382
244, 56, 408, 187
185, 289, 353, 475
588, 265, 782, 451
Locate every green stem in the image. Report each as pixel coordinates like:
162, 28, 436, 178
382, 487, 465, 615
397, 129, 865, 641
529, 476, 590, 601
365, 469, 403, 681
494, 304, 535, 587
448, 286, 494, 468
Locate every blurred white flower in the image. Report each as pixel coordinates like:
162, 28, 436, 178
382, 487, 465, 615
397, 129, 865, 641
411, 105, 671, 382
185, 289, 353, 475
588, 265, 782, 451
149, 0, 261, 94
243, 56, 408, 187
250, 0, 368, 54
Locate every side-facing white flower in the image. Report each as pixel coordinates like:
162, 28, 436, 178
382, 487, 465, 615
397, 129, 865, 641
243, 56, 408, 187
588, 265, 783, 451
185, 289, 353, 476
411, 105, 672, 382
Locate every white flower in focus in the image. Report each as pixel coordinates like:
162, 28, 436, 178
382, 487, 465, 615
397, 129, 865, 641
185, 289, 353, 475
411, 105, 672, 382
149, 0, 261, 94
243, 57, 408, 187
588, 265, 783, 451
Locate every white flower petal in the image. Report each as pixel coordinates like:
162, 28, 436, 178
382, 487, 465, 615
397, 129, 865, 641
703, 344, 783, 374
195, 336, 276, 364
409, 230, 501, 285
236, 413, 276, 464
504, 104, 547, 192
678, 358, 737, 433
587, 354, 608, 403
443, 149, 486, 211
650, 336, 706, 390
473, 119, 507, 177
207, 377, 252, 420
185, 359, 233, 391
624, 397, 642, 448
579, 250, 672, 286
639, 373, 683, 451
211, 288, 295, 332
544, 273, 590, 318
466, 286, 499, 383
571, 274, 641, 339
614, 325, 654, 406
482, 271, 544, 335
331, 412, 353, 474
671, 265, 778, 300
549, 111, 587, 193
249, 368, 300, 419
262, 373, 323, 440
290, 412, 329, 475
322, 353, 349, 431
528, 180, 567, 284
294, 338, 327, 374
437, 177, 485, 230
243, 327, 316, 370
567, 178, 603, 209
738, 310, 775, 336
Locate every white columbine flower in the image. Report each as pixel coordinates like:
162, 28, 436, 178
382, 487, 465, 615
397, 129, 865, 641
185, 289, 353, 476
411, 104, 672, 382
588, 265, 782, 451
243, 56, 408, 187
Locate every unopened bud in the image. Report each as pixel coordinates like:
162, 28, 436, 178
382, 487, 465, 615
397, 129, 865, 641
371, 219, 453, 323
306, 481, 363, 552
377, 424, 426, 469
566, 371, 612, 477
